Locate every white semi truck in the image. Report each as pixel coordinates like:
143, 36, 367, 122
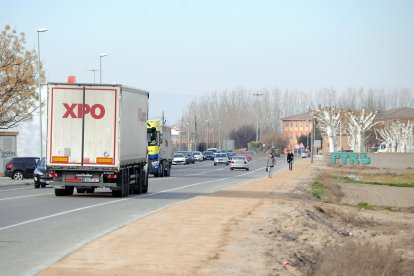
46, 83, 149, 197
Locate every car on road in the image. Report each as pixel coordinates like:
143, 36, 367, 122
4, 157, 40, 180
33, 157, 52, 188
213, 153, 229, 166
207, 148, 218, 154
202, 151, 215, 160
301, 151, 311, 158
172, 153, 187, 165
192, 151, 203, 161
229, 156, 249, 171
226, 151, 236, 160
239, 150, 253, 161
175, 151, 195, 164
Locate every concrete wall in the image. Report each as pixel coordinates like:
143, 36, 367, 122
325, 152, 414, 169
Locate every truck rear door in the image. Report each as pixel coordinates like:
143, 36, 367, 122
47, 84, 120, 168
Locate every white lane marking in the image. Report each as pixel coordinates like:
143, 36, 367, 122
0, 193, 52, 201
0, 187, 33, 192
0, 168, 263, 231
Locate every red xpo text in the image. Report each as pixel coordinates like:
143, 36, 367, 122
62, 103, 106, 119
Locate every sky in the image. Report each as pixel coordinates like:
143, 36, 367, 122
1, 0, 414, 156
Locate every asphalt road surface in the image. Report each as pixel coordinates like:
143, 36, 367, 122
0, 156, 288, 275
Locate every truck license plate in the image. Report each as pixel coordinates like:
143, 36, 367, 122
83, 178, 99, 183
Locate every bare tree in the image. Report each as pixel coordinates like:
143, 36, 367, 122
376, 120, 414, 152
346, 109, 378, 152
310, 106, 341, 153
0, 25, 43, 129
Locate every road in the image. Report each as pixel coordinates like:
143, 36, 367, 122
0, 156, 287, 275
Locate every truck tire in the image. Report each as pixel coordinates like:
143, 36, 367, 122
142, 168, 148, 193
55, 187, 73, 196
131, 167, 141, 194
122, 169, 130, 197
159, 162, 164, 177
66, 187, 74, 195
77, 188, 86, 194
112, 190, 122, 197
165, 161, 171, 177
55, 188, 67, 196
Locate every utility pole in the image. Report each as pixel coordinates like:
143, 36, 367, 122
252, 93, 263, 142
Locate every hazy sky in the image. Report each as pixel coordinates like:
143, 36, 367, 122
2, 0, 414, 156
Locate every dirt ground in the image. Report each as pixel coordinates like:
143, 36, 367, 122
40, 159, 414, 275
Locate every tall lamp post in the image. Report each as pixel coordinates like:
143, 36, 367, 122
37, 28, 47, 158
205, 120, 209, 148
218, 121, 222, 149
88, 69, 99, 84
252, 93, 263, 142
99, 53, 108, 84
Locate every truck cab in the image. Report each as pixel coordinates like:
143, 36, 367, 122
147, 120, 173, 177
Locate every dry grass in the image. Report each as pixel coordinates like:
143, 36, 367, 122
311, 241, 413, 276
314, 205, 375, 227
310, 173, 344, 203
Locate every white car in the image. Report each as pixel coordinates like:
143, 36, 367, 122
192, 151, 203, 161
172, 153, 187, 165
213, 153, 229, 166
230, 156, 249, 171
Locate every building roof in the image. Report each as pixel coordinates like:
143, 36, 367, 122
281, 112, 312, 121
376, 107, 414, 121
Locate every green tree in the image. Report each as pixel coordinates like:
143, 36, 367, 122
0, 25, 43, 129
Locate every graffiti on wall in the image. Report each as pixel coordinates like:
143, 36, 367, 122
0, 149, 16, 158
331, 153, 371, 165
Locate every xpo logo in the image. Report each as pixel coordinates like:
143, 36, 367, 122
63, 103, 106, 119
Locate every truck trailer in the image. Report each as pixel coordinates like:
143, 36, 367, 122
147, 120, 173, 177
46, 83, 149, 197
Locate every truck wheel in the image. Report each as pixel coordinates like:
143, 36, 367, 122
166, 161, 171, 177
112, 190, 122, 197
122, 169, 130, 197
55, 188, 67, 196
131, 167, 141, 194
77, 188, 86, 194
86, 187, 95, 193
34, 182, 40, 189
142, 169, 148, 193
159, 162, 164, 177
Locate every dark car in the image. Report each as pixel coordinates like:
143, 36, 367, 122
202, 151, 215, 160
5, 157, 40, 180
226, 152, 236, 160
33, 158, 52, 188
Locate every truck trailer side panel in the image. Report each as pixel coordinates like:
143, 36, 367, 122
119, 87, 148, 166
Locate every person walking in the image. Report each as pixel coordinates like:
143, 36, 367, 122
266, 152, 275, 178
287, 150, 294, 171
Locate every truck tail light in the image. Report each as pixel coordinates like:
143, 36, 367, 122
6, 164, 13, 169
49, 172, 60, 178
105, 173, 117, 180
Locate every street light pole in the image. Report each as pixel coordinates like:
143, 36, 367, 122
88, 69, 99, 84
218, 121, 222, 149
252, 93, 263, 142
99, 53, 108, 84
205, 120, 209, 148
37, 28, 47, 158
